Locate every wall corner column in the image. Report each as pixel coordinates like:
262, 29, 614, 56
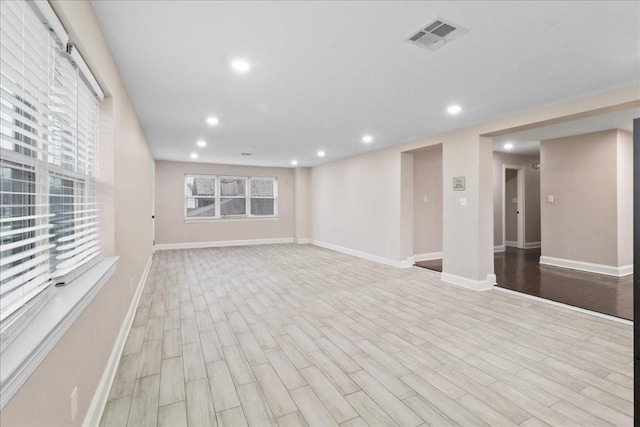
441, 133, 495, 290
294, 167, 311, 242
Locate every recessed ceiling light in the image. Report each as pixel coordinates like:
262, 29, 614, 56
190, 153, 198, 159
196, 140, 206, 147
504, 143, 514, 150
291, 160, 298, 166
447, 104, 462, 115
362, 135, 373, 144
206, 116, 219, 126
317, 151, 325, 157
231, 59, 250, 73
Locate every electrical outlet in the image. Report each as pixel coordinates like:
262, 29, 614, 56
70, 387, 78, 422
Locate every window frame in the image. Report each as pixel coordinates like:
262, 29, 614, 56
218, 175, 248, 218
183, 174, 279, 221
248, 177, 278, 218
184, 174, 216, 219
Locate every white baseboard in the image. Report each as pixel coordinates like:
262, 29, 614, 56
83, 254, 153, 427
400, 257, 415, 269
310, 240, 412, 269
493, 287, 632, 326
539, 256, 633, 277
295, 238, 310, 244
154, 237, 294, 251
505, 240, 518, 248
441, 272, 495, 291
494, 245, 506, 253
414, 252, 442, 262
524, 241, 541, 249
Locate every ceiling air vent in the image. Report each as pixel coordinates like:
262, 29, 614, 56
406, 18, 468, 51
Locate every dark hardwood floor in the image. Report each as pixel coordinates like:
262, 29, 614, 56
415, 248, 633, 320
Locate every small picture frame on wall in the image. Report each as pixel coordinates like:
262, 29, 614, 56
453, 176, 465, 191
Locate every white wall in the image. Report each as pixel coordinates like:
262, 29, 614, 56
540, 129, 630, 269
311, 147, 404, 263
294, 167, 312, 241
412, 145, 443, 256
617, 130, 633, 267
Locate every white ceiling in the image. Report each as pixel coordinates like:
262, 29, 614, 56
91, 1, 640, 167
492, 107, 640, 157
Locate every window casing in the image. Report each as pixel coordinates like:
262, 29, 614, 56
184, 175, 278, 219
0, 0, 102, 347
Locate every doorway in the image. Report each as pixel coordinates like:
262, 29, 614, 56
502, 165, 525, 249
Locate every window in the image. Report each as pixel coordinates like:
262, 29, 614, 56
1, 0, 103, 346
185, 175, 215, 217
220, 177, 246, 216
184, 175, 278, 219
250, 178, 276, 216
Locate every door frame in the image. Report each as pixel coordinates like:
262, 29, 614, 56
502, 164, 525, 249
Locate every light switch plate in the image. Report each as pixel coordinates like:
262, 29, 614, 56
547, 195, 554, 203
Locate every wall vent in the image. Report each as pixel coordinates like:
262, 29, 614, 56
406, 18, 468, 51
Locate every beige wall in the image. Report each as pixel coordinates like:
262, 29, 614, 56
294, 167, 312, 240
617, 130, 633, 266
412, 145, 443, 255
505, 169, 518, 242
311, 147, 403, 262
0, 1, 154, 426
309, 86, 638, 283
541, 129, 623, 266
492, 152, 541, 246
154, 161, 295, 244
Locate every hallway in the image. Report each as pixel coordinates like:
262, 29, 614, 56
416, 248, 632, 320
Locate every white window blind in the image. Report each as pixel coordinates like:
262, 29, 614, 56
0, 0, 102, 341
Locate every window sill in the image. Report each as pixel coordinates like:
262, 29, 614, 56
184, 216, 278, 223
0, 256, 118, 410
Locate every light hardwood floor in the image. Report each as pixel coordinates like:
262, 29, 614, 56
100, 244, 633, 427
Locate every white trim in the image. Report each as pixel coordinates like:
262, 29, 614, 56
83, 255, 153, 427
493, 287, 632, 326
295, 238, 311, 244
539, 256, 633, 277
184, 216, 278, 223
494, 245, 506, 253
400, 257, 415, 269
441, 272, 495, 291
155, 237, 294, 251
67, 44, 105, 101
28, 0, 69, 47
0, 257, 118, 410
505, 240, 518, 248
413, 252, 442, 262
310, 240, 411, 269
524, 241, 541, 249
